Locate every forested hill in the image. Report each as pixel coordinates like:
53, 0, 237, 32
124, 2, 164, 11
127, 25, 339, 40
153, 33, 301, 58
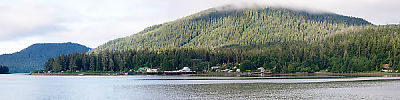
94, 7, 370, 51
0, 42, 91, 73
92, 6, 371, 53
41, 6, 400, 73
42, 25, 400, 73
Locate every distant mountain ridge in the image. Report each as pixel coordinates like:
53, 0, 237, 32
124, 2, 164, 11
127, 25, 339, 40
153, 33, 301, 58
92, 6, 370, 52
0, 42, 91, 73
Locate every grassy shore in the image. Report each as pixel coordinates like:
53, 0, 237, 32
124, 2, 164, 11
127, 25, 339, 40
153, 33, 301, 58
29, 71, 400, 77
29, 72, 121, 75
313, 72, 400, 76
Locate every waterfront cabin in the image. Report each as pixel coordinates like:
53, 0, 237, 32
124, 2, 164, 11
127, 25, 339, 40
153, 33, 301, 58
382, 68, 393, 72
258, 67, 265, 72
147, 68, 158, 72
137, 67, 149, 72
221, 69, 232, 72
382, 64, 393, 72
211, 66, 220, 69
216, 69, 221, 72
179, 67, 191, 72
236, 69, 240, 72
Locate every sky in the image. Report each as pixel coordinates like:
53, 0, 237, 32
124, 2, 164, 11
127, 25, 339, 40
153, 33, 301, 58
0, 0, 399, 55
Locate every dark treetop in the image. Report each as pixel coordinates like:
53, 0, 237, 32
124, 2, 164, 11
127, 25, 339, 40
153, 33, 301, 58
0, 65, 9, 73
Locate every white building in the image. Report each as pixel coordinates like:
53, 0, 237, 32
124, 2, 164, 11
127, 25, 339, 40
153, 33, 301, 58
147, 68, 158, 72
179, 67, 191, 72
236, 69, 241, 72
258, 67, 265, 72
382, 68, 393, 72
211, 66, 220, 69
222, 69, 232, 72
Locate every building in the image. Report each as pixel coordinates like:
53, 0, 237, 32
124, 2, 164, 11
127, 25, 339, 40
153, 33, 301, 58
258, 67, 265, 72
179, 67, 191, 72
211, 66, 220, 69
382, 64, 393, 72
382, 68, 393, 72
137, 67, 158, 72
147, 68, 158, 72
221, 69, 232, 72
236, 69, 241, 72
137, 67, 149, 72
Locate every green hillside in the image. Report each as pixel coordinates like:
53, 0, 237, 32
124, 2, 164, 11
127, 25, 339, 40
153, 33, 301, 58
0, 42, 91, 73
42, 25, 400, 73
93, 6, 370, 52
42, 6, 400, 73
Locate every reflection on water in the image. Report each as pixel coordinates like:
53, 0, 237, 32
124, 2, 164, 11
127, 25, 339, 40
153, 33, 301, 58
133, 81, 400, 100
0, 74, 399, 100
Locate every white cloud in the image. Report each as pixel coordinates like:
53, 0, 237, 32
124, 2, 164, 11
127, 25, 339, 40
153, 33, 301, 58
0, 0, 399, 54
0, 36, 42, 54
0, 0, 68, 40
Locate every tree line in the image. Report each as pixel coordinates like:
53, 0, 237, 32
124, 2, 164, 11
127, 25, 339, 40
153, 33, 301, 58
0, 65, 9, 73
42, 25, 400, 73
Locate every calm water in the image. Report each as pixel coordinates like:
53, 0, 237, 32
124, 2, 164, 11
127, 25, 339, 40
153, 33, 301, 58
1, 74, 400, 100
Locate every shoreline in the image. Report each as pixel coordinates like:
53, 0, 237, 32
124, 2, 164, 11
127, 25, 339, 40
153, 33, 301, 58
28, 72, 400, 77
29, 72, 197, 75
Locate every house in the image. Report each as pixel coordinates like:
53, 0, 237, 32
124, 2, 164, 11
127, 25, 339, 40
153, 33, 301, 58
137, 67, 149, 72
216, 69, 221, 72
146, 68, 158, 72
382, 64, 393, 72
179, 67, 191, 72
221, 69, 232, 72
382, 68, 393, 72
236, 69, 241, 72
138, 67, 158, 72
211, 66, 220, 69
258, 67, 265, 72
